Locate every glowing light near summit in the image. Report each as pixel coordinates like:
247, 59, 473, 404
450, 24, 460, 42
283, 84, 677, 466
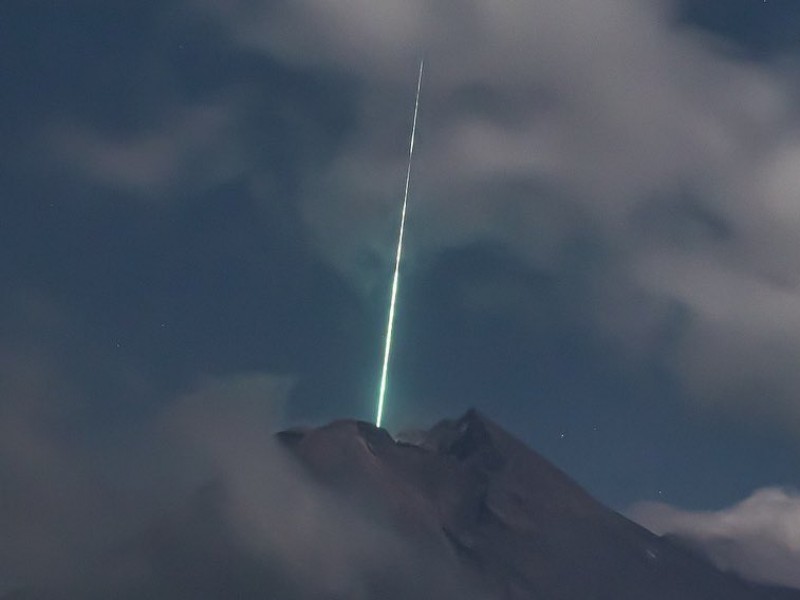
376, 60, 424, 429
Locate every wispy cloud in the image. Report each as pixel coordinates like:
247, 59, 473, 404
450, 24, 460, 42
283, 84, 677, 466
46, 96, 248, 201
188, 0, 800, 431
0, 364, 481, 597
631, 487, 800, 590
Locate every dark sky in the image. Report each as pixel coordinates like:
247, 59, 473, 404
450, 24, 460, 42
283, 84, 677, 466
3, 0, 800, 591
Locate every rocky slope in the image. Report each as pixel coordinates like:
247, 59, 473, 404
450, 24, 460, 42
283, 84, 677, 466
6, 409, 798, 599
278, 409, 800, 600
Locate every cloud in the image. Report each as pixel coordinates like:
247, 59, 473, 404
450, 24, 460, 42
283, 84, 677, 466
154, 375, 483, 599
184, 0, 800, 430
630, 487, 800, 590
0, 365, 481, 598
28, 0, 800, 430
0, 292, 131, 592
46, 96, 250, 201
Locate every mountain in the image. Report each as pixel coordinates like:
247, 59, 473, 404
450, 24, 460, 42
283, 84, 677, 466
6, 409, 799, 599
277, 409, 800, 600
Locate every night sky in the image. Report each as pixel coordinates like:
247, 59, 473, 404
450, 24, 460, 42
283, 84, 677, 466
3, 0, 800, 592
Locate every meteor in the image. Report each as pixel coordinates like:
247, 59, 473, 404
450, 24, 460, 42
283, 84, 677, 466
376, 60, 424, 429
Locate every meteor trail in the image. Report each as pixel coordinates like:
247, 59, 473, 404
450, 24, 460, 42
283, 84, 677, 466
376, 60, 424, 429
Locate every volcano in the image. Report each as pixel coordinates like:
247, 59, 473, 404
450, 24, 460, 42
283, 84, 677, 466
275, 409, 800, 600
8, 409, 799, 599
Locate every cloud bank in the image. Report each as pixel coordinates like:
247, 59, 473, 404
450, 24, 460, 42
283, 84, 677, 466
631, 487, 800, 590
0, 362, 480, 598
180, 0, 800, 430
26, 0, 800, 434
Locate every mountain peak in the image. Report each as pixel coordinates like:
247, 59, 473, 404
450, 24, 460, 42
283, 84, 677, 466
276, 411, 800, 600
422, 409, 505, 468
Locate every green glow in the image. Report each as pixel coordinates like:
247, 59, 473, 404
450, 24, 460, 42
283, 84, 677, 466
376, 60, 424, 429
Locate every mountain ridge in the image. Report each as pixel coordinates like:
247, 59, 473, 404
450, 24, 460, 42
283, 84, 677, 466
278, 409, 800, 600
5, 409, 797, 599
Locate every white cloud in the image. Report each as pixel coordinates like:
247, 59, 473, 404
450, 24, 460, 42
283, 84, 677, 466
631, 488, 800, 590
194, 0, 800, 429
47, 96, 249, 201
0, 363, 482, 597
37, 0, 800, 429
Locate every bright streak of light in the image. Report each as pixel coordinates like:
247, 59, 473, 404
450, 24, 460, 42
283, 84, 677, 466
376, 60, 424, 429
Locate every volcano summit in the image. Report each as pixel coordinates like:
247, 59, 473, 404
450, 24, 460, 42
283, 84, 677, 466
276, 410, 800, 600
7, 410, 799, 599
